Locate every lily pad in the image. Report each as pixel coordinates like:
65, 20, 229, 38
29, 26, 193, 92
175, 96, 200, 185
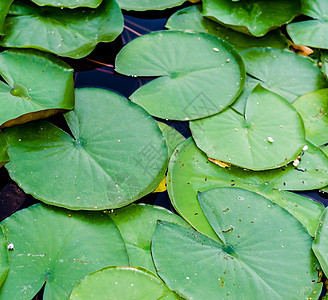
4, 88, 168, 210
117, 0, 186, 11
166, 5, 288, 52
0, 132, 9, 167
115, 30, 245, 120
191, 84, 306, 170
202, 0, 301, 37
292, 89, 328, 147
167, 138, 327, 239
0, 0, 14, 35
30, 0, 103, 9
287, 0, 328, 49
109, 204, 189, 273
0, 0, 123, 59
0, 49, 74, 128
152, 188, 321, 299
241, 48, 328, 103
157, 122, 185, 157
0, 229, 8, 288
0, 203, 129, 299
313, 207, 328, 277
69, 266, 182, 299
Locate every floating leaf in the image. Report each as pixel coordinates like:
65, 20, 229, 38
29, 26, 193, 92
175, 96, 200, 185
241, 48, 328, 103
0, 0, 123, 59
313, 207, 328, 277
0, 132, 9, 167
0, 204, 129, 299
30, 0, 103, 9
0, 229, 8, 288
116, 30, 245, 120
287, 0, 328, 49
109, 204, 190, 273
4, 88, 168, 210
166, 5, 288, 52
69, 266, 182, 299
152, 188, 321, 299
167, 138, 327, 239
0, 49, 74, 128
0, 0, 14, 35
191, 85, 306, 170
202, 0, 301, 37
117, 0, 186, 11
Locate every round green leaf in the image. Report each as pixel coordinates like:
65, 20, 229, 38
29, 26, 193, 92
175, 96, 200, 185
202, 0, 301, 37
0, 0, 123, 59
117, 0, 186, 11
0, 229, 9, 288
109, 204, 190, 273
287, 0, 328, 49
30, 0, 103, 9
191, 85, 306, 170
115, 30, 245, 120
241, 48, 328, 103
4, 88, 168, 210
0, 132, 9, 167
313, 207, 328, 278
292, 89, 328, 147
0, 0, 14, 35
167, 138, 327, 239
70, 266, 182, 299
152, 188, 321, 299
166, 5, 288, 52
0, 49, 74, 128
0, 203, 129, 299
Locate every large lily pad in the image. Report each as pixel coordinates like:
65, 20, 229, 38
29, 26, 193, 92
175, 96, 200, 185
115, 30, 245, 120
191, 85, 306, 170
152, 188, 321, 299
241, 48, 328, 103
202, 0, 301, 37
117, 0, 186, 11
109, 204, 189, 273
4, 88, 168, 210
0, 132, 9, 167
292, 89, 328, 147
70, 266, 182, 299
167, 138, 327, 239
0, 0, 14, 35
0, 203, 129, 299
287, 0, 328, 49
0, 0, 123, 59
30, 0, 103, 9
313, 207, 328, 277
0, 229, 8, 288
166, 5, 288, 52
0, 49, 74, 128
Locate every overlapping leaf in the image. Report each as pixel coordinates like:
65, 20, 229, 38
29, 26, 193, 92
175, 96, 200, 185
30, 0, 103, 9
0, 204, 129, 299
168, 138, 327, 239
152, 188, 321, 300
4, 88, 168, 210
116, 30, 245, 120
0, 229, 8, 288
0, 0, 123, 58
191, 85, 306, 170
0, 132, 9, 167
0, 0, 14, 35
117, 0, 186, 11
0, 49, 74, 128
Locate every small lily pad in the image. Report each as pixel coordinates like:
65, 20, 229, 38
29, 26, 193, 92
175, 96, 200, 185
292, 89, 328, 147
157, 122, 185, 157
116, 30, 245, 120
69, 266, 182, 299
166, 5, 288, 52
0, 203, 129, 299
241, 48, 328, 103
4, 88, 168, 210
167, 138, 327, 239
0, 0, 14, 35
287, 0, 328, 49
202, 0, 301, 37
191, 84, 306, 170
0, 49, 74, 128
1, 0, 123, 58
30, 0, 103, 9
152, 188, 321, 299
0, 229, 8, 288
0, 132, 9, 167
117, 0, 186, 11
109, 204, 190, 273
